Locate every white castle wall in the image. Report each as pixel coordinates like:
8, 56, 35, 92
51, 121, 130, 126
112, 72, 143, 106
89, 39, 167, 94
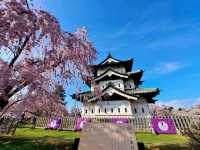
98, 79, 124, 91
81, 98, 151, 117
82, 100, 132, 116
91, 79, 135, 91
131, 98, 151, 117
84, 61, 151, 118
124, 79, 135, 89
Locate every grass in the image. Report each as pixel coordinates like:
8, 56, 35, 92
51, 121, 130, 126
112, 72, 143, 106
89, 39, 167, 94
136, 132, 190, 150
15, 127, 79, 139
0, 128, 79, 150
0, 127, 190, 150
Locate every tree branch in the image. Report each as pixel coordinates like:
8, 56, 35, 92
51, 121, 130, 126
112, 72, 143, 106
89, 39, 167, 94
25, 0, 30, 10
0, 99, 23, 118
24, 110, 39, 116
7, 81, 29, 98
9, 33, 32, 67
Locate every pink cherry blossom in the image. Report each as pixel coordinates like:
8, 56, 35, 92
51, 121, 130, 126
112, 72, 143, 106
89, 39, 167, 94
0, 0, 97, 117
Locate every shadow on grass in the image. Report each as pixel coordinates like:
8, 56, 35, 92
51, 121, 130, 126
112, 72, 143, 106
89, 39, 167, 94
0, 136, 74, 150
146, 144, 190, 150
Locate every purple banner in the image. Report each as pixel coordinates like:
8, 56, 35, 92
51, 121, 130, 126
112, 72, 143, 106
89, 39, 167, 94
151, 118, 176, 134
75, 117, 91, 131
111, 118, 129, 125
47, 118, 61, 129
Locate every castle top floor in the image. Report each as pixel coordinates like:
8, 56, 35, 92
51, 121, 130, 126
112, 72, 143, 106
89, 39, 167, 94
91, 53, 133, 76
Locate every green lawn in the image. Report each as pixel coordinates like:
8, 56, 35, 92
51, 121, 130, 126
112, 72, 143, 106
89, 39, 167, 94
0, 127, 190, 150
15, 127, 79, 139
0, 128, 79, 150
136, 132, 190, 150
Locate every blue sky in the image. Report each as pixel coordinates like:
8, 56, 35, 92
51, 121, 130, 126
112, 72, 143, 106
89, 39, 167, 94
38, 0, 200, 109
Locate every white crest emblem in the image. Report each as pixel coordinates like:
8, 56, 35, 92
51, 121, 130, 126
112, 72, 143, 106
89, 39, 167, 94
158, 121, 169, 131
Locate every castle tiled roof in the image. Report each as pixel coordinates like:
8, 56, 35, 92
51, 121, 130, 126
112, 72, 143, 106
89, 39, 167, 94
72, 84, 159, 103
90, 54, 134, 75
73, 53, 160, 104
126, 88, 160, 94
84, 69, 143, 87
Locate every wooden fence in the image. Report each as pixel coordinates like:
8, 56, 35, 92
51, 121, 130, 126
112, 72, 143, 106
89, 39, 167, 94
88, 115, 200, 133
59, 117, 77, 130
35, 117, 77, 130
34, 115, 199, 133
35, 117, 48, 128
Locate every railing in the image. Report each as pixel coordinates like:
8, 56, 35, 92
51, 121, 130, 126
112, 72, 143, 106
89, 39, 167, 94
87, 115, 200, 133
171, 115, 199, 133
35, 117, 48, 128
89, 117, 152, 132
34, 115, 200, 133
35, 117, 77, 130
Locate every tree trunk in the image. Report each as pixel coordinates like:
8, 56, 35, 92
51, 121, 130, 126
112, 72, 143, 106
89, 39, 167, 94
0, 81, 28, 111
0, 99, 8, 111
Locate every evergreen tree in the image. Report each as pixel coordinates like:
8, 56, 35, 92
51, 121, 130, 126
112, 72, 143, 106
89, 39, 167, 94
54, 85, 66, 102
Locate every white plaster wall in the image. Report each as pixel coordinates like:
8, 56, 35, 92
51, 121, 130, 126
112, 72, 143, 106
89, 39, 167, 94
82, 103, 96, 116
99, 79, 124, 91
97, 69, 105, 76
113, 67, 126, 74
81, 98, 151, 118
82, 100, 133, 116
124, 79, 135, 89
131, 98, 151, 117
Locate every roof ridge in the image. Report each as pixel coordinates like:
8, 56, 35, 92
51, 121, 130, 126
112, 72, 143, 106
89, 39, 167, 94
127, 69, 144, 74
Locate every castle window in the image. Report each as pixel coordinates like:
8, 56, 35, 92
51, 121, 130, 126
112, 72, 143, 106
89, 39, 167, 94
118, 108, 120, 113
98, 109, 100, 113
91, 109, 94, 114
85, 109, 87, 114
125, 108, 127, 113
102, 85, 104, 89
142, 108, 145, 113
129, 85, 131, 88
104, 108, 107, 113
118, 84, 121, 87
111, 108, 113, 113
134, 108, 137, 114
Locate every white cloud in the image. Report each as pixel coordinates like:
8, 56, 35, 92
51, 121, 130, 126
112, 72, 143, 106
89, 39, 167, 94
107, 1, 166, 39
194, 97, 200, 106
157, 97, 200, 109
153, 62, 184, 74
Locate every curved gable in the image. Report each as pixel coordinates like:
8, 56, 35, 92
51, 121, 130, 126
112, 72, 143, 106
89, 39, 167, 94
94, 68, 128, 81
88, 85, 138, 102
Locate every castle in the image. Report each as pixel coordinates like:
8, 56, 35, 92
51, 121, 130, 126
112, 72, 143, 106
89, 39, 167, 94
73, 53, 160, 118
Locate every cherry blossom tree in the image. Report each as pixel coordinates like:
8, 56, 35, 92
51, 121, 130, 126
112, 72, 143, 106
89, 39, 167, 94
10, 90, 68, 117
70, 106, 81, 117
0, 0, 97, 117
54, 84, 66, 103
149, 104, 173, 116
